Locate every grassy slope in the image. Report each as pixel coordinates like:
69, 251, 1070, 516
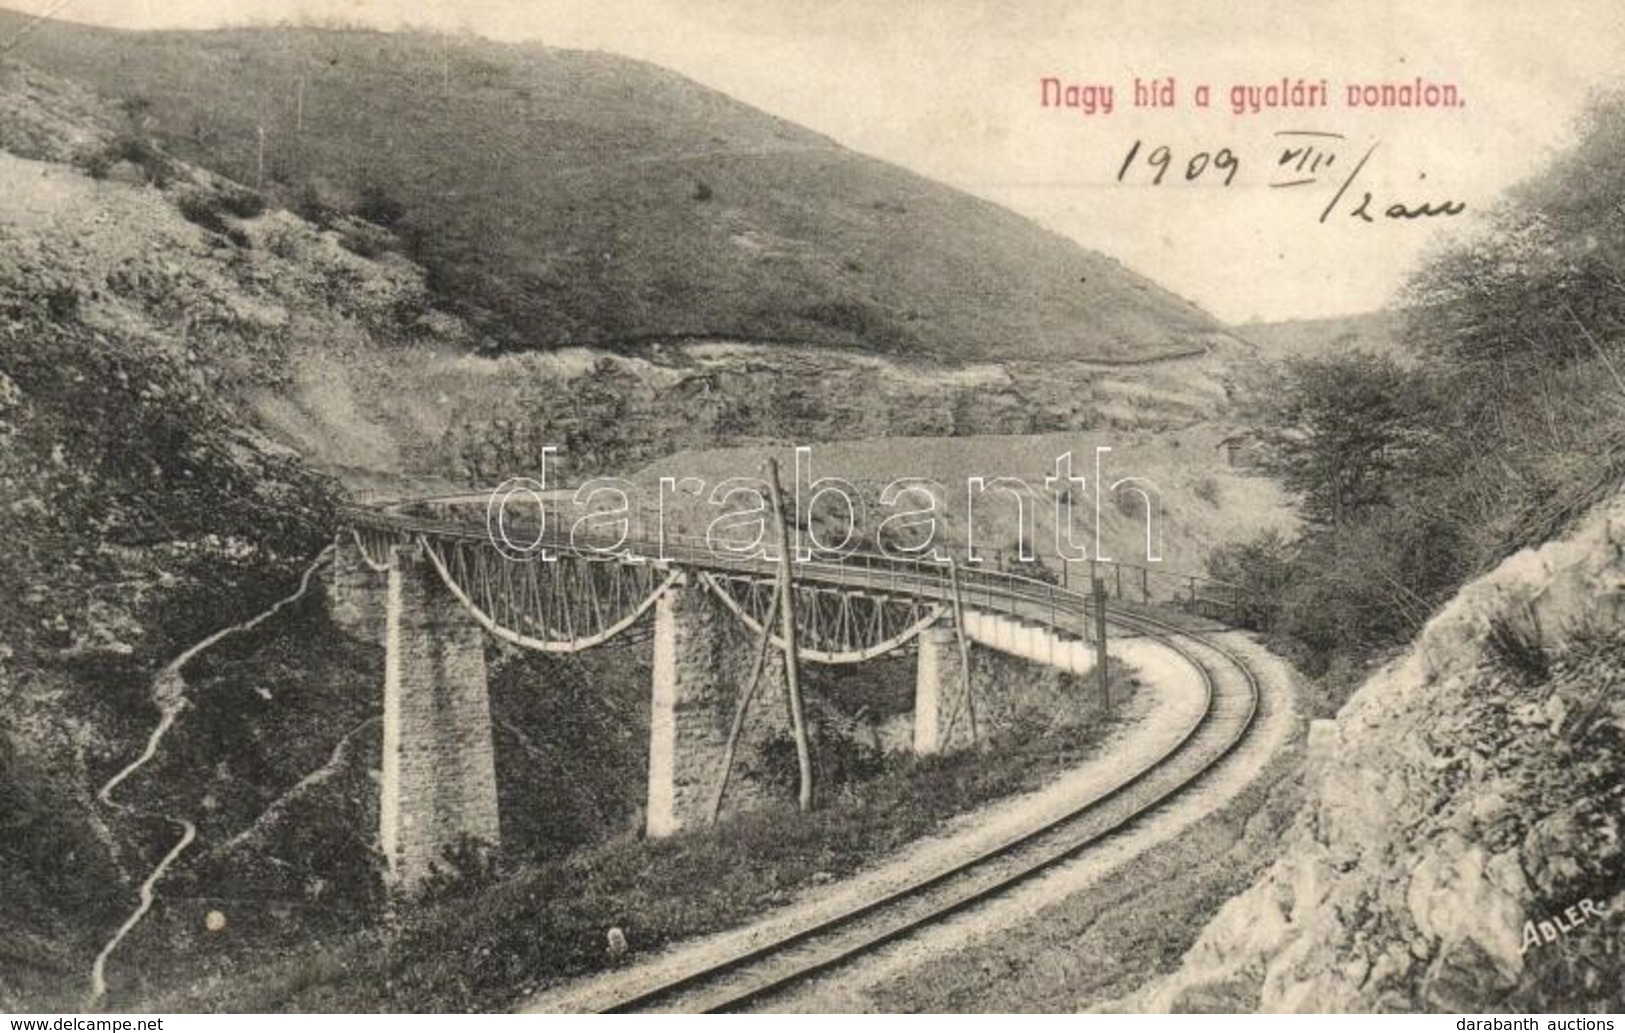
91, 617, 663, 1006
0, 250, 338, 1011
1234, 311, 1404, 365
0, 11, 1222, 362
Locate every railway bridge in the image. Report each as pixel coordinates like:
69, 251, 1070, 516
332, 497, 1239, 894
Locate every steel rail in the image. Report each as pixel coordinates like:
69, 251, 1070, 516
578, 607, 1259, 1013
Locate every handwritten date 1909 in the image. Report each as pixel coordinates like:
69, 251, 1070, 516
1115, 134, 1465, 225
1116, 140, 1240, 186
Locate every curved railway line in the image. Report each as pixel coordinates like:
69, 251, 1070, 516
583, 607, 1260, 1014
341, 501, 1265, 1014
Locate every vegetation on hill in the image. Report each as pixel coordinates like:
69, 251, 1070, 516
1235, 311, 1403, 365
1210, 92, 1625, 712
0, 10, 1222, 362
0, 268, 338, 1009
0, 59, 410, 1007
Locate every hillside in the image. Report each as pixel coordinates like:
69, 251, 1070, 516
0, 185, 336, 1009
0, 55, 395, 1006
632, 428, 1295, 579
0, 10, 1224, 362
0, 53, 694, 1006
1115, 90, 1625, 1012
1128, 489, 1625, 1012
1235, 311, 1406, 364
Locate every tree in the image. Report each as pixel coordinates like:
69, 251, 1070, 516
1403, 91, 1625, 374
1248, 351, 1429, 528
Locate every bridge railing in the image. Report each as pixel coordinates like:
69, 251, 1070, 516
338, 505, 1253, 634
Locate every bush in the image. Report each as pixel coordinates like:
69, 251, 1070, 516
800, 298, 881, 338
218, 188, 266, 219
110, 132, 171, 185
176, 190, 230, 235
418, 835, 502, 903
354, 182, 406, 227
74, 133, 172, 186
264, 226, 300, 259
76, 149, 112, 180
336, 220, 393, 259
1205, 530, 1294, 633
1487, 605, 1550, 685
295, 183, 334, 228
42, 284, 80, 322
1227, 91, 1625, 691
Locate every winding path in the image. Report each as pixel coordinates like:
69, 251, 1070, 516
87, 546, 334, 1005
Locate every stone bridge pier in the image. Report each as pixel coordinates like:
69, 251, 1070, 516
913, 623, 975, 755
332, 538, 504, 894
380, 541, 503, 892
647, 576, 791, 837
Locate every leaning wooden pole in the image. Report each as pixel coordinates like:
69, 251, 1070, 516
945, 553, 979, 746
708, 587, 781, 824
1093, 575, 1111, 711
764, 458, 814, 812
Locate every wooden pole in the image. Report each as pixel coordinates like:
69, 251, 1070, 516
708, 587, 780, 823
945, 553, 979, 746
1093, 576, 1110, 711
764, 458, 814, 812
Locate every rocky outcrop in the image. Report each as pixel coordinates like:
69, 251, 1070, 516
1134, 490, 1625, 1012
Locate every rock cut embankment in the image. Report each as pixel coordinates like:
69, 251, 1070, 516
1133, 491, 1625, 1012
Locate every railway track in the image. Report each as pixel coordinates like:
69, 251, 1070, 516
347, 499, 1262, 1013
588, 607, 1260, 1014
